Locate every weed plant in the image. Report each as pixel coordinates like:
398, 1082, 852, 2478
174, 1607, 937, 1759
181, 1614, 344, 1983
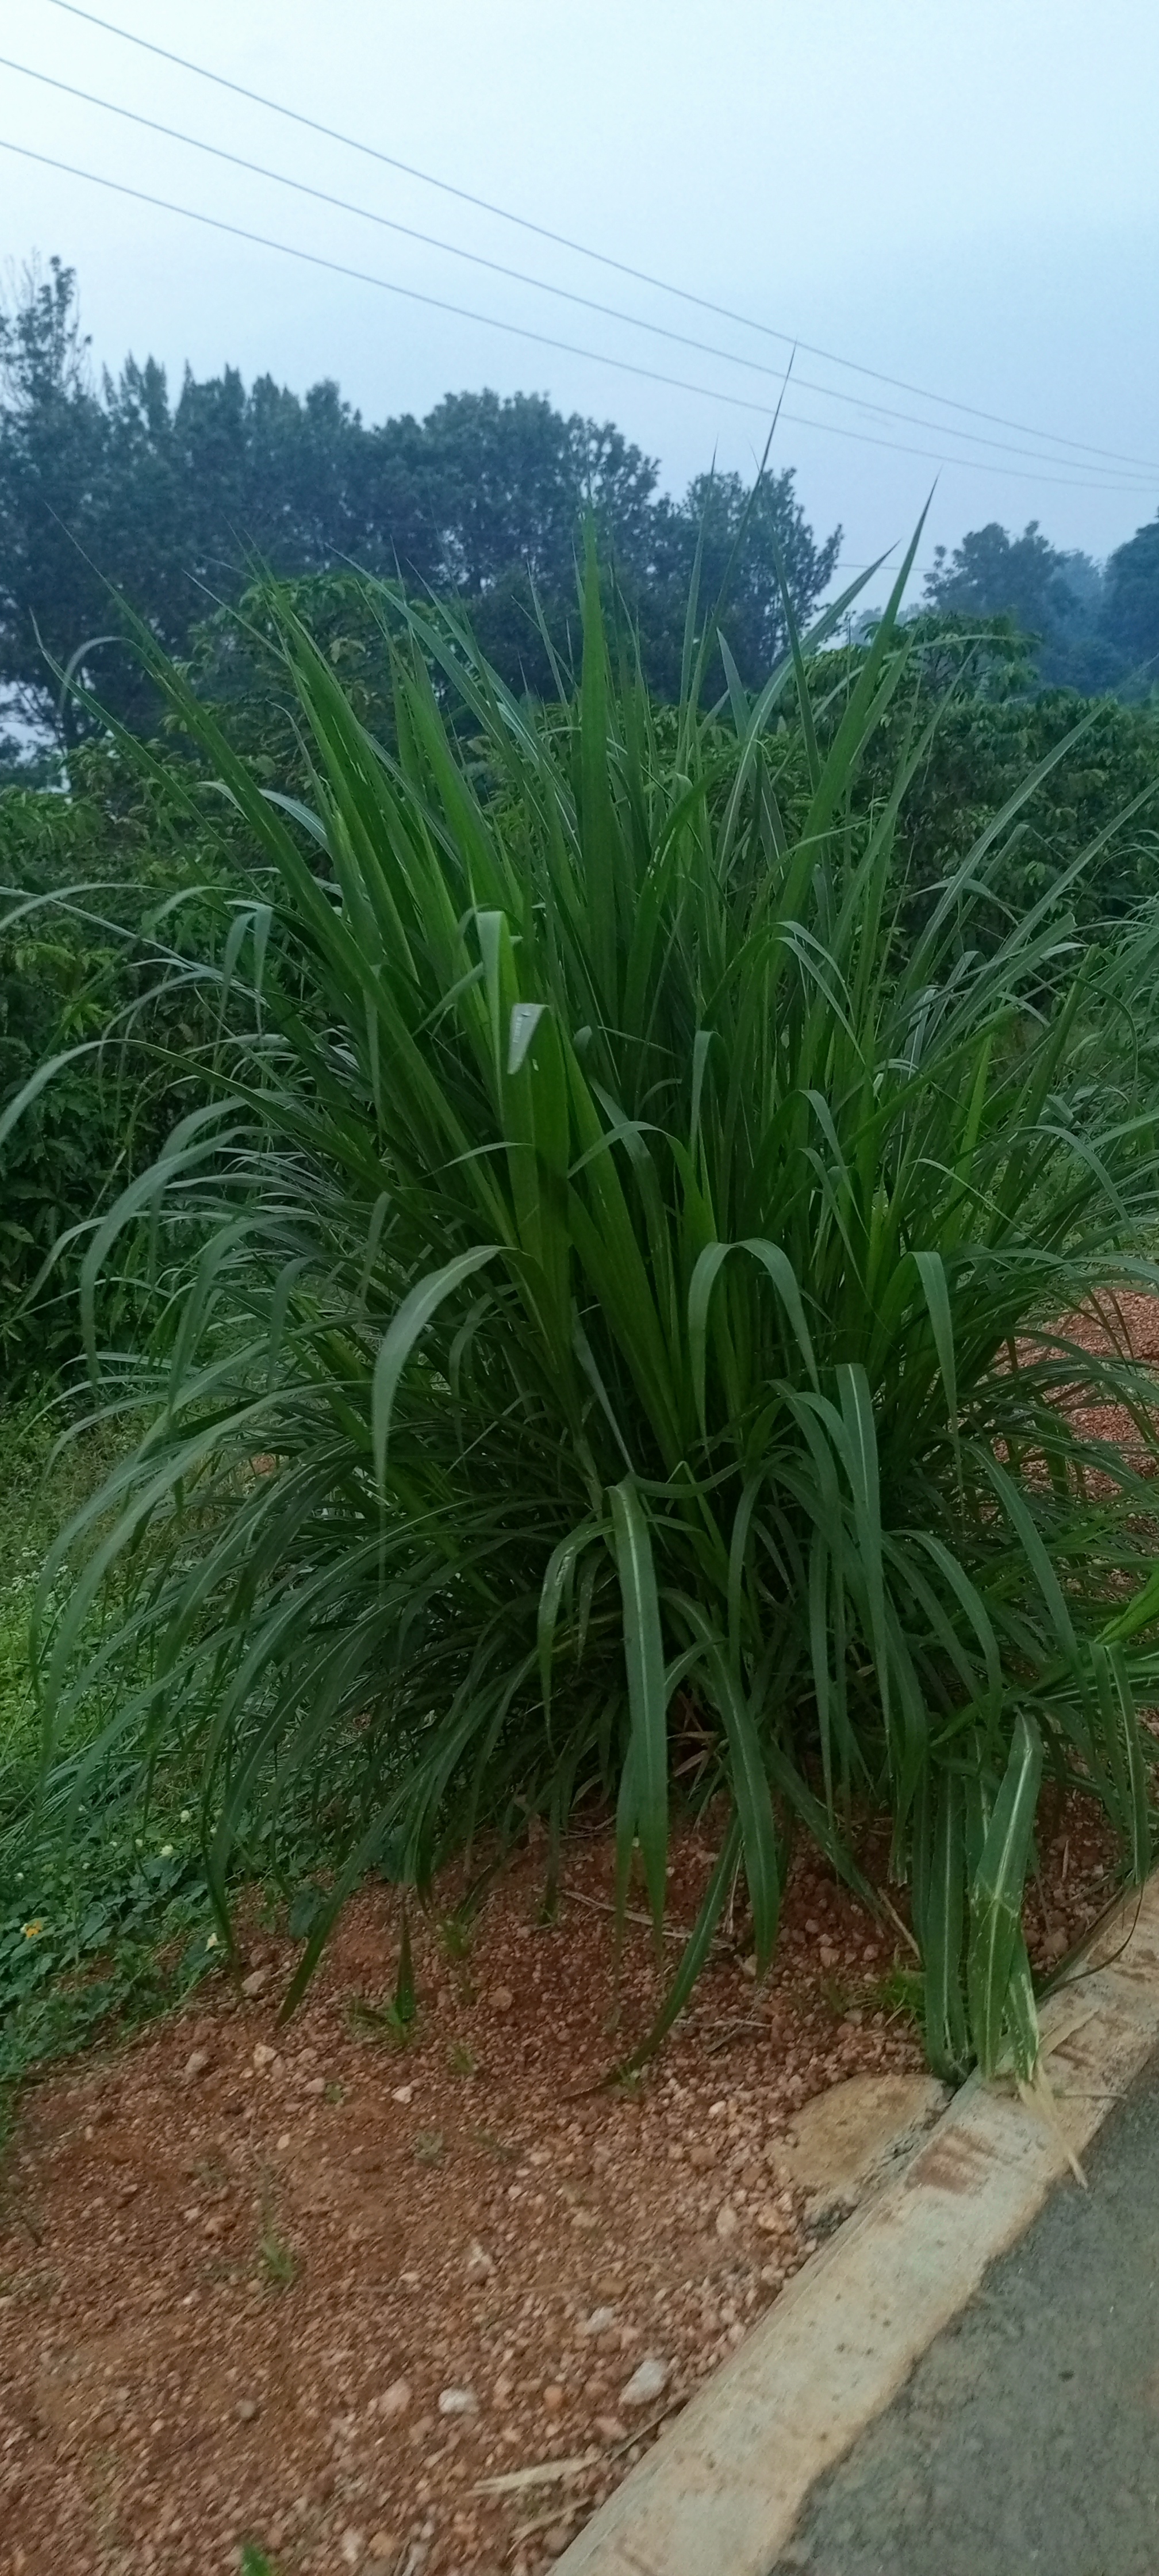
0, 1402, 219, 2104
16, 532, 1159, 2087
0, 1405, 340, 2098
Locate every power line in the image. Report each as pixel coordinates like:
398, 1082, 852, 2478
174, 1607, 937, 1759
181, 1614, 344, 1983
37, 0, 1159, 483
5, 49, 1152, 492
5, 132, 1152, 501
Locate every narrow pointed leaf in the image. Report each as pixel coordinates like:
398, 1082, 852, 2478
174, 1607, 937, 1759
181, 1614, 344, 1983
609, 1479, 669, 1928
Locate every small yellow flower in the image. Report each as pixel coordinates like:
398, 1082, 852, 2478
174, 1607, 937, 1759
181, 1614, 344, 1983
21, 1919, 44, 1939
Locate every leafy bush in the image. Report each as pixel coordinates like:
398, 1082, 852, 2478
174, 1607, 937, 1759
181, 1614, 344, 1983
743, 618, 1159, 948
0, 1400, 221, 2108
0, 785, 124, 1379
19, 542, 1159, 2087
0, 736, 256, 1391
858, 619, 1159, 936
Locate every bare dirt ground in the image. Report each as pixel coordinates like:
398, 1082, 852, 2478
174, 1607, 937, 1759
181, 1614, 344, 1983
0, 1804, 1116, 2576
3, 1288, 1156, 2576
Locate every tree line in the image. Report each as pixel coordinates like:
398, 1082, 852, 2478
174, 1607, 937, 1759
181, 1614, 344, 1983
0, 258, 842, 754
5, 259, 1159, 762
922, 515, 1159, 695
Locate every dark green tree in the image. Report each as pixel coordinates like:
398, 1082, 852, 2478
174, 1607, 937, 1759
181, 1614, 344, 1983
639, 465, 842, 699
1103, 513, 1159, 674
0, 260, 841, 736
0, 259, 116, 750
923, 520, 1124, 695
360, 388, 663, 692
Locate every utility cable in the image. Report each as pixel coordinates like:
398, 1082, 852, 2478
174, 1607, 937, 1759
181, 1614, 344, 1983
3, 49, 1150, 489
3, 133, 1152, 498
37, 0, 1159, 481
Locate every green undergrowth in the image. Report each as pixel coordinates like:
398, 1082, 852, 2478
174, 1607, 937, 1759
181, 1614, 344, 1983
0, 1395, 395, 2122
0, 1397, 222, 2112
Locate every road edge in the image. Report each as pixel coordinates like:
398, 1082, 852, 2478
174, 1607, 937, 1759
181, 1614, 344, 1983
555, 1873, 1159, 2576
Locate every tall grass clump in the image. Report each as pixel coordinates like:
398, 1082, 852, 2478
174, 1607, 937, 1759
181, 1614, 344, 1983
19, 531, 1159, 2085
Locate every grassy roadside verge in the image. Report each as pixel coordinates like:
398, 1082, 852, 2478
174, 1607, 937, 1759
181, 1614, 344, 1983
0, 1396, 221, 2137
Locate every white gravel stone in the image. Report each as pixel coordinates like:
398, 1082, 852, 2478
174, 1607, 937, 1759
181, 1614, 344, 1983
437, 2386, 478, 2417
620, 2355, 669, 2410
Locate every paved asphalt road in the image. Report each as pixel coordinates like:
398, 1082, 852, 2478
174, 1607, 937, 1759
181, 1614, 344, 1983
772, 2049, 1159, 2576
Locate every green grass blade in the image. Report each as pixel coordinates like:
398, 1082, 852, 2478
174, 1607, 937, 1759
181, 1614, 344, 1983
371, 1246, 502, 1489
676, 1598, 782, 1975
920, 1770, 970, 2082
968, 1713, 1043, 2080
615, 1814, 743, 2077
608, 1478, 669, 1928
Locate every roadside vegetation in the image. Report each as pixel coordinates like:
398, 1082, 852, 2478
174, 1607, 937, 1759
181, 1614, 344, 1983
6, 508, 1159, 2108
0, 1399, 221, 2126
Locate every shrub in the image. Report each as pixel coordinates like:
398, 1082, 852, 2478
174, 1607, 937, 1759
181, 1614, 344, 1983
21, 539, 1159, 2085
0, 738, 255, 1390
859, 618, 1159, 940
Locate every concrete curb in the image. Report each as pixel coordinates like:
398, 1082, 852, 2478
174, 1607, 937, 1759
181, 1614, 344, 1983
556, 1874, 1159, 2576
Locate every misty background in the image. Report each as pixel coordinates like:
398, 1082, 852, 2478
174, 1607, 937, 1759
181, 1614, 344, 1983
3, 0, 1159, 743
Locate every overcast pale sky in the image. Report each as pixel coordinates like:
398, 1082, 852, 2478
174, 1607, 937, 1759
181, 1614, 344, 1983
3, 0, 1158, 593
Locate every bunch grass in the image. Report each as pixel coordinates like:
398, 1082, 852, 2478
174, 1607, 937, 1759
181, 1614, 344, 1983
17, 526, 1159, 2083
